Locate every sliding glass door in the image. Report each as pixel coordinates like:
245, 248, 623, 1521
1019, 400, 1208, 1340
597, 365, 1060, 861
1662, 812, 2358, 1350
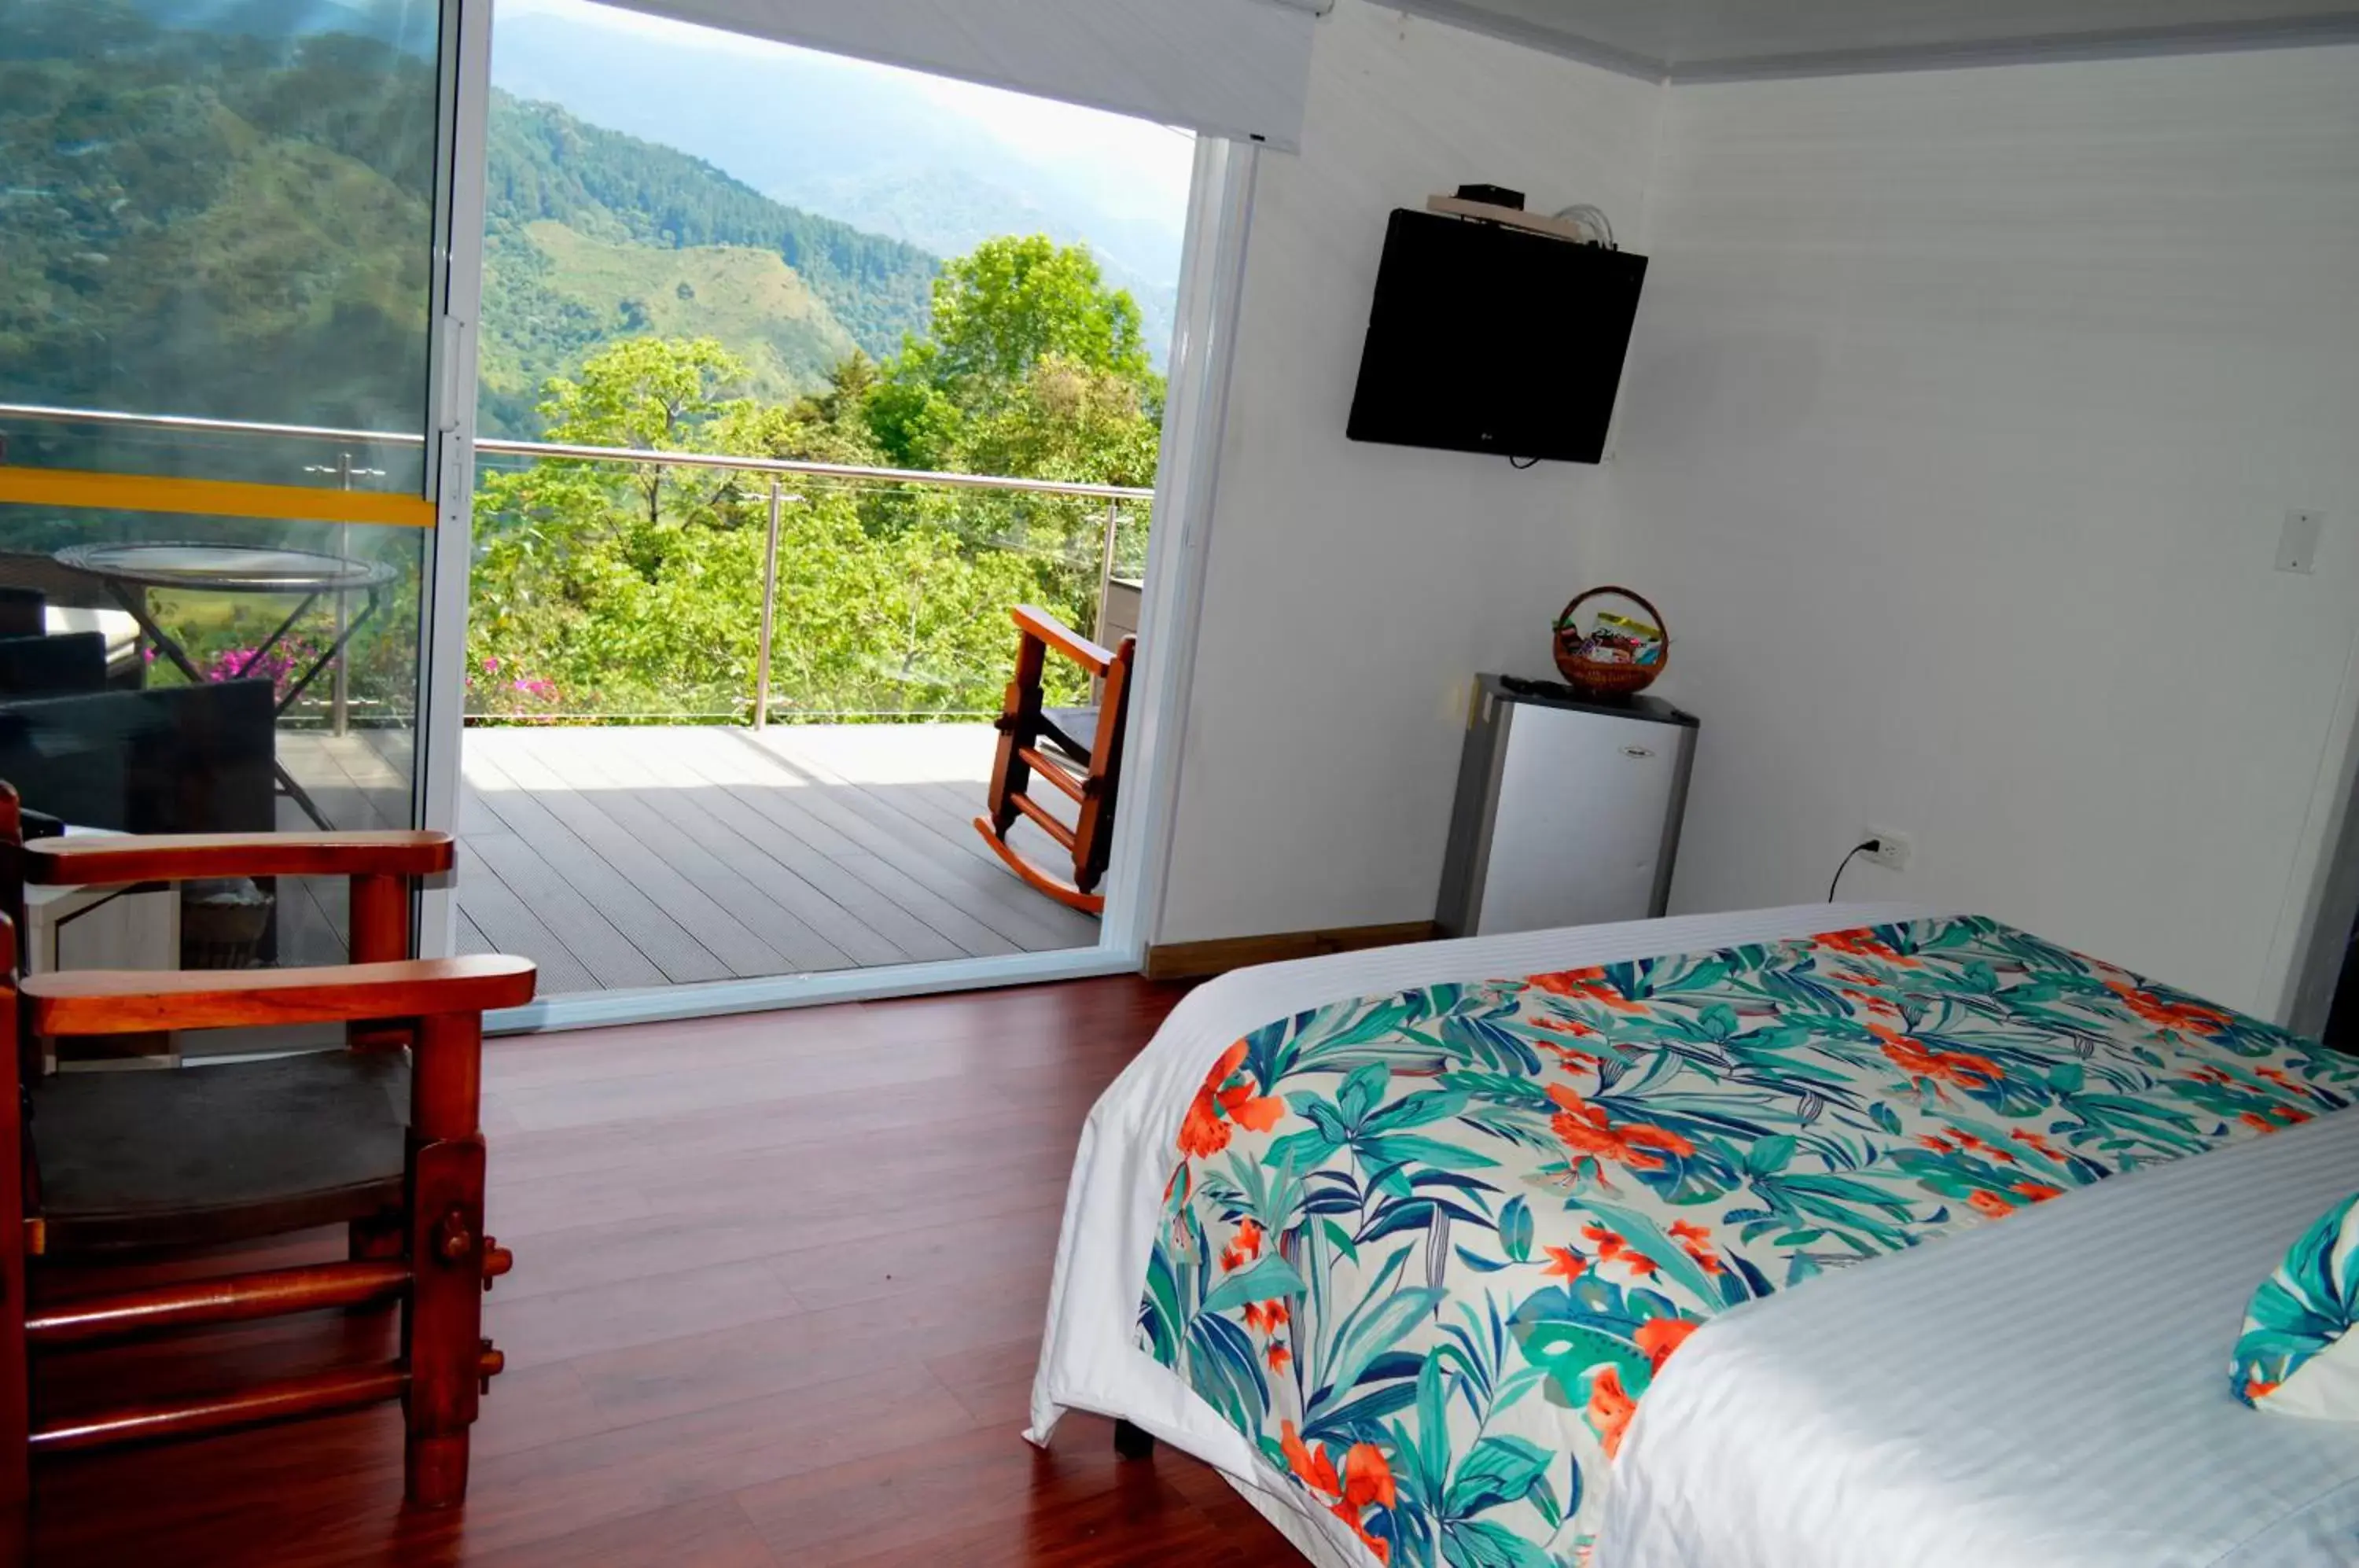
0, 0, 475, 974
0, 0, 1251, 1029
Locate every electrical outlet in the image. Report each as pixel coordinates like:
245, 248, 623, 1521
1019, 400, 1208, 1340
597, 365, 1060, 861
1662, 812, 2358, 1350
1864, 828, 1912, 872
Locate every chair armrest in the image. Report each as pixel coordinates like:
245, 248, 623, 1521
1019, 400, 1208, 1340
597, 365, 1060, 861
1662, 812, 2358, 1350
22, 830, 455, 888
1011, 605, 1117, 676
21, 955, 535, 1035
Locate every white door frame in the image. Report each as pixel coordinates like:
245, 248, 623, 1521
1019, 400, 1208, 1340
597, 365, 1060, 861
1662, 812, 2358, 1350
479, 132, 1260, 1033
1099, 135, 1258, 963
417, 0, 494, 957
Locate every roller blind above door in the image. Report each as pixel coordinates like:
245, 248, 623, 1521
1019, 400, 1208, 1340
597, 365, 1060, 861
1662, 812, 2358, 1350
593, 0, 1318, 149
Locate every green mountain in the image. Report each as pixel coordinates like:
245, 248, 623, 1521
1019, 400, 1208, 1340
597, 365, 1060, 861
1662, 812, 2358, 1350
0, 7, 940, 451
0, 4, 445, 459
480, 94, 940, 436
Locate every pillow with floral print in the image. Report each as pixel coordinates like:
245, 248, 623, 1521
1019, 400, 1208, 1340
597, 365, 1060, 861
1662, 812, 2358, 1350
2234, 1192, 2359, 1416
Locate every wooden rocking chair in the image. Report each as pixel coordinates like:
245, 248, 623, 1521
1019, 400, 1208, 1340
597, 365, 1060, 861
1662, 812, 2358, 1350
0, 791, 537, 1515
974, 605, 1135, 915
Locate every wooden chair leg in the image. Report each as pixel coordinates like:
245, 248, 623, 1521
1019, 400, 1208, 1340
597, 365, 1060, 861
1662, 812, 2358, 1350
403, 1012, 491, 1511
347, 872, 412, 1053
0, 911, 29, 1518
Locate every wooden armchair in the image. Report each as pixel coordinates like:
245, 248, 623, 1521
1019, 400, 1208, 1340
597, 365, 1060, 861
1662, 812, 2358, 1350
973, 605, 1135, 915
0, 793, 536, 1514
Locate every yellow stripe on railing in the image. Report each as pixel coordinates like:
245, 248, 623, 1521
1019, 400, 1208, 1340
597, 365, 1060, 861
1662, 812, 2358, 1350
0, 468, 434, 529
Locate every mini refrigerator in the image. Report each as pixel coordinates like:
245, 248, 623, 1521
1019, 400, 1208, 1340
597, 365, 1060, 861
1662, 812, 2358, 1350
1436, 675, 1698, 937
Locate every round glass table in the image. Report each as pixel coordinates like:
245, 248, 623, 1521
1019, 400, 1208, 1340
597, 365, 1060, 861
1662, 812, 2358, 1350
53, 543, 399, 828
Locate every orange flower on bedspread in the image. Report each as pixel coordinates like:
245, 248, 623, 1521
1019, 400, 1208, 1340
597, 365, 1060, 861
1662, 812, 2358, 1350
1541, 1245, 1588, 1283
1548, 1084, 1695, 1173
1543, 1043, 1607, 1078
1841, 988, 1904, 1021
1242, 1299, 1288, 1335
1821, 924, 1916, 962
1967, 1190, 2017, 1218
2011, 1128, 2070, 1161
1220, 1217, 1265, 1272
1526, 966, 1645, 1011
1178, 1041, 1285, 1159
1582, 1224, 1661, 1279
1281, 1423, 1395, 1562
1874, 1025, 2001, 1095
1949, 1129, 2015, 1163
1585, 1366, 1638, 1459
1281, 1420, 1338, 1496
2107, 981, 2232, 1039
1635, 1315, 1699, 1372
1813, 929, 1919, 965
1242, 1297, 1291, 1370
1667, 1219, 1724, 1275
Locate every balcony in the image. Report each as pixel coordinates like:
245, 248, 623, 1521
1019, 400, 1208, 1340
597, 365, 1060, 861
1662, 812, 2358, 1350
280, 721, 1095, 992
0, 402, 1146, 999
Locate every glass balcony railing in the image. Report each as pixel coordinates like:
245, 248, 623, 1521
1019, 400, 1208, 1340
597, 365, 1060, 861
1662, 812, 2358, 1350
0, 402, 1154, 734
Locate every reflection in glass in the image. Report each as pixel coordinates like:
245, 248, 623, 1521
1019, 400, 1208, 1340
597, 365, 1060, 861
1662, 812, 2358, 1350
0, 0, 445, 981
0, 0, 442, 489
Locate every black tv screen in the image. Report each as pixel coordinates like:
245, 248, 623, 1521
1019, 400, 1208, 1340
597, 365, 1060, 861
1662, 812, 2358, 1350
1346, 208, 1647, 465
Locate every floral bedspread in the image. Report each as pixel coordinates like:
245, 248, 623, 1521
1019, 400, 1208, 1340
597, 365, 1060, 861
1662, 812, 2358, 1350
1136, 915, 2359, 1566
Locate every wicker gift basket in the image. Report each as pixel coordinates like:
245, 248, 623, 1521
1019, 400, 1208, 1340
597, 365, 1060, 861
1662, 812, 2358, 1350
1551, 585, 1668, 700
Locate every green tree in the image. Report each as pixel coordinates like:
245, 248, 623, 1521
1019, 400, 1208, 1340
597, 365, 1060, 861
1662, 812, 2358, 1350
538, 336, 754, 526
867, 235, 1153, 469
467, 323, 1106, 723
960, 355, 1162, 489
929, 234, 1147, 387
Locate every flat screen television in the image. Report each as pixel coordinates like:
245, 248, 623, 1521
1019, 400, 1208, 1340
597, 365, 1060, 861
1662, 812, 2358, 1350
1346, 208, 1647, 465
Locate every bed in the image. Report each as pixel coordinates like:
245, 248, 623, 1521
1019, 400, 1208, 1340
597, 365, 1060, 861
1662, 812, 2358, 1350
1028, 903, 2359, 1567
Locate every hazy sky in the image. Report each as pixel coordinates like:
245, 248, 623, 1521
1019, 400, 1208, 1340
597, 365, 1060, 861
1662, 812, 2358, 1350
497, 0, 1197, 227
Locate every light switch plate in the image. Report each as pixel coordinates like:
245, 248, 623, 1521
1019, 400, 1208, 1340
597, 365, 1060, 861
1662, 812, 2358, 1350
2279, 510, 2324, 575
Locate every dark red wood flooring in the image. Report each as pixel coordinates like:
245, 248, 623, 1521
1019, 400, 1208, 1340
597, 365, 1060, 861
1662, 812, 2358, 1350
24, 976, 1305, 1566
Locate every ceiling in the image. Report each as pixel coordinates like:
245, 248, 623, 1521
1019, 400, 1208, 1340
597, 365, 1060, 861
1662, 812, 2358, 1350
1387, 0, 2359, 79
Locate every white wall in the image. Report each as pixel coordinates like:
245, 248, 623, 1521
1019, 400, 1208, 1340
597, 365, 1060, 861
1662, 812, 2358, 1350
1595, 45, 2359, 1013
1155, 0, 1664, 944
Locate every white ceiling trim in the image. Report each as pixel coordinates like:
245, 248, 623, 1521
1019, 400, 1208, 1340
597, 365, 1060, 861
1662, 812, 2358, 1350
1384, 0, 2359, 82
1675, 12, 2359, 81
599, 0, 1317, 148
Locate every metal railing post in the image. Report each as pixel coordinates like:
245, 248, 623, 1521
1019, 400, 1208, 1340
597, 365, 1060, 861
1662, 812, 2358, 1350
332, 452, 352, 736
1095, 496, 1121, 643
298, 448, 384, 737
753, 477, 783, 730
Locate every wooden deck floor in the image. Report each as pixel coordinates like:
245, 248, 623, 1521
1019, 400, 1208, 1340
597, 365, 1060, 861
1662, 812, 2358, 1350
23, 976, 1304, 1566
277, 724, 1100, 994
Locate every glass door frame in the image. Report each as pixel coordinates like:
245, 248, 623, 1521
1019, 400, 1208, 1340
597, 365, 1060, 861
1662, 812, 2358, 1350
412, 8, 1260, 1029
416, 0, 495, 963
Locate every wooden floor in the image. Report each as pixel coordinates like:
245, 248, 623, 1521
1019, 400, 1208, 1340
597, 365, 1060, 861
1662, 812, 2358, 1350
277, 724, 1100, 992
24, 977, 1304, 1566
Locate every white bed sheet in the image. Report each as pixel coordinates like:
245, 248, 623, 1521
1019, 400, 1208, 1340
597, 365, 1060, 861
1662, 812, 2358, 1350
1025, 900, 1941, 1564
1596, 1099, 2359, 1568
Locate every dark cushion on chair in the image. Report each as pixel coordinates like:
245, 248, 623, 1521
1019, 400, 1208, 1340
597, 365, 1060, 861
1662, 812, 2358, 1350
1042, 705, 1100, 764
0, 631, 107, 698
33, 1051, 408, 1252
0, 678, 275, 834
0, 587, 46, 641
